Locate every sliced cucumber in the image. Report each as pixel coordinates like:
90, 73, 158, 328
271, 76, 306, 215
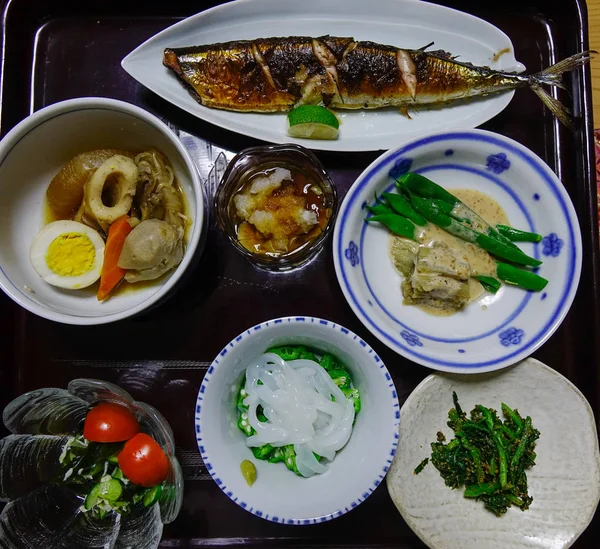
112, 467, 125, 481
84, 478, 122, 510
143, 485, 163, 507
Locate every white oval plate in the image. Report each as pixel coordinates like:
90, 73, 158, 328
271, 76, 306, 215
333, 129, 582, 373
387, 358, 600, 549
121, 0, 524, 152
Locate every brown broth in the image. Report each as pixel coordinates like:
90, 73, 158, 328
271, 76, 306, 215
230, 164, 331, 257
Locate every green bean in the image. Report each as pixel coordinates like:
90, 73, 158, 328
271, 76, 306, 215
381, 192, 427, 225
496, 262, 548, 291
396, 172, 458, 205
365, 213, 415, 240
409, 193, 541, 266
477, 234, 542, 267
409, 193, 477, 240
366, 203, 394, 216
496, 224, 543, 243
474, 275, 501, 294
398, 173, 519, 246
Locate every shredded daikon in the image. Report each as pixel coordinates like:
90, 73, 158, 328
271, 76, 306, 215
242, 352, 356, 477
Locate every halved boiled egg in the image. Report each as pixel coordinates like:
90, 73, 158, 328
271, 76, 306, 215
29, 220, 105, 289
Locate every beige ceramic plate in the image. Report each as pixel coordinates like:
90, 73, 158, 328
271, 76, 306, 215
387, 358, 600, 549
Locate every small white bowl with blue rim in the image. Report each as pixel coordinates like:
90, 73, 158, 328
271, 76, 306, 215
333, 129, 582, 373
195, 316, 400, 524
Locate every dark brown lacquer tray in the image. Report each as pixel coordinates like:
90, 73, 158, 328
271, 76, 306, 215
0, 0, 599, 547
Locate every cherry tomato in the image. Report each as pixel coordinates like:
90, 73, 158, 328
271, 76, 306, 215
83, 402, 140, 443
118, 433, 170, 487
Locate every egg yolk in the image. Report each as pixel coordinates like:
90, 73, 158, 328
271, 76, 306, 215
45, 232, 96, 276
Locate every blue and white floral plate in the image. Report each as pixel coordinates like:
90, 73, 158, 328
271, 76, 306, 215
333, 130, 582, 373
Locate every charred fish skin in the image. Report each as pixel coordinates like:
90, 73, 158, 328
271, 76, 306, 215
163, 35, 592, 126
164, 40, 295, 112
163, 36, 345, 112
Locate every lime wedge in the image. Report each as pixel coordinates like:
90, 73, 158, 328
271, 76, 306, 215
287, 105, 339, 140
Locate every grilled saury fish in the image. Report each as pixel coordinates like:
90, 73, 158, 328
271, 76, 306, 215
163, 36, 592, 127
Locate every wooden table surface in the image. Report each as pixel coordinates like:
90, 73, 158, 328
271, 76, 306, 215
588, 0, 600, 125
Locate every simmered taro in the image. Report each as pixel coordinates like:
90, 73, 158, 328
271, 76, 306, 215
230, 164, 331, 257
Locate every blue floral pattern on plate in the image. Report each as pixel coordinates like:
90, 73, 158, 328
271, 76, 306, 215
499, 327, 524, 346
389, 158, 413, 179
400, 330, 423, 347
542, 233, 563, 257
345, 241, 360, 266
486, 152, 510, 174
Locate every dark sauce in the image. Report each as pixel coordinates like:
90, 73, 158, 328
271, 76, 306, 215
229, 164, 331, 257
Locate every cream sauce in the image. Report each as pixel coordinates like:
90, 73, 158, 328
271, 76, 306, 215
417, 189, 508, 280
389, 188, 509, 315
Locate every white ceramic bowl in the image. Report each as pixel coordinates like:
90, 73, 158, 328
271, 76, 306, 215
0, 97, 205, 324
195, 316, 400, 524
333, 129, 582, 373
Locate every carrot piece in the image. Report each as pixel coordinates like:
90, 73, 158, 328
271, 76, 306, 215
97, 215, 133, 301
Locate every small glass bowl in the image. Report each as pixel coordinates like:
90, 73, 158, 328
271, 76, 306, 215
214, 144, 338, 271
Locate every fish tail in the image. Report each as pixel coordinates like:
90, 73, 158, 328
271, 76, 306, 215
531, 50, 595, 88
527, 50, 595, 128
529, 84, 574, 129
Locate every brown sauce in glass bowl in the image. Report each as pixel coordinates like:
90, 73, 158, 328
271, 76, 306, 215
229, 164, 332, 258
